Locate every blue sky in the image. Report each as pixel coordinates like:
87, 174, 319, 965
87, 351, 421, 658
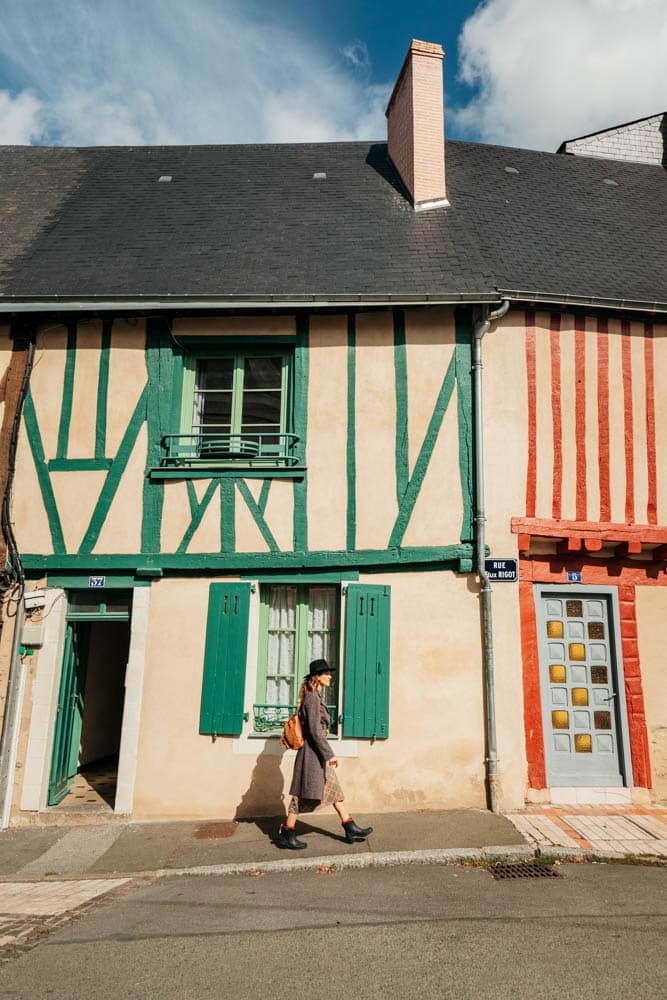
0, 1, 664, 150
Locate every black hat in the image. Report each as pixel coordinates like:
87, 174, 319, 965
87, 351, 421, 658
308, 658, 335, 677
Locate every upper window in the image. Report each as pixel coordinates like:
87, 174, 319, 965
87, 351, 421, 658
168, 350, 297, 466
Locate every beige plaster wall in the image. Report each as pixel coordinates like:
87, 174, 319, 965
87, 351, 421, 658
131, 571, 504, 819
307, 315, 348, 552
354, 311, 398, 550
636, 587, 667, 803
106, 320, 146, 455
654, 323, 667, 525
13, 424, 53, 554
69, 321, 101, 459
402, 308, 462, 547
484, 311, 528, 551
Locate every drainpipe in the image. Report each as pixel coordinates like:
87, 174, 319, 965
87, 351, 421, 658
472, 299, 510, 814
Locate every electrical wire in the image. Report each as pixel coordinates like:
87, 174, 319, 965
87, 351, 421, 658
0, 329, 36, 606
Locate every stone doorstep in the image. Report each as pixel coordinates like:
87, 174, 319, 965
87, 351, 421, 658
507, 807, 667, 855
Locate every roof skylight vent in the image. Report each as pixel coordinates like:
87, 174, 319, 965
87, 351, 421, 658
158, 175, 172, 183
504, 166, 519, 174
602, 177, 619, 186
313, 172, 327, 180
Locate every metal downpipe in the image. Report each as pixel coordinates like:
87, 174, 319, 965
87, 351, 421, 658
473, 299, 510, 813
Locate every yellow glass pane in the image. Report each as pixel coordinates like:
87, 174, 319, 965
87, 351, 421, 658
549, 665, 566, 683
552, 711, 569, 730
546, 620, 564, 638
575, 734, 592, 753
569, 643, 586, 661
572, 688, 589, 706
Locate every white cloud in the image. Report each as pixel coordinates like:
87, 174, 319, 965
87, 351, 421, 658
0, 89, 43, 143
341, 41, 371, 71
451, 0, 667, 150
0, 0, 389, 146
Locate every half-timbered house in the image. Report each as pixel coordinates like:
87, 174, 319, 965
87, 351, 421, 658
0, 42, 665, 823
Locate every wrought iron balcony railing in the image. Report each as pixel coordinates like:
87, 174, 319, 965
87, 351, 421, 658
253, 703, 338, 735
161, 432, 300, 466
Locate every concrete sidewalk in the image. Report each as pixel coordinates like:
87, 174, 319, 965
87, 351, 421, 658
0, 809, 527, 879
1, 806, 665, 882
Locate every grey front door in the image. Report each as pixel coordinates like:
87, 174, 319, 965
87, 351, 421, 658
536, 589, 627, 787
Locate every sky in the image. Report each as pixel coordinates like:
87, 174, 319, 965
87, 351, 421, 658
0, 0, 665, 151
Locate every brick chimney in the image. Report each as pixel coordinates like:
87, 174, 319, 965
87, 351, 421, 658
386, 39, 448, 211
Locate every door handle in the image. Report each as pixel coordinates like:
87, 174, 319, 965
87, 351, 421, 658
602, 692, 617, 702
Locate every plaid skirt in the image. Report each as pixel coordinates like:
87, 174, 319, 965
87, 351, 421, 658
288, 763, 345, 816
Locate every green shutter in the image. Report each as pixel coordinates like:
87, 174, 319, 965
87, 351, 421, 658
343, 584, 391, 739
199, 582, 251, 736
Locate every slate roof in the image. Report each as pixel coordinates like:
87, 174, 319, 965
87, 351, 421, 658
0, 139, 665, 309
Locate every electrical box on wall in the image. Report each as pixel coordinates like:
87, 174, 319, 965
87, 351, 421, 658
21, 623, 45, 648
24, 589, 46, 611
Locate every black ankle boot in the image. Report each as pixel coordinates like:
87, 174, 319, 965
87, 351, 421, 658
342, 818, 374, 844
276, 825, 307, 850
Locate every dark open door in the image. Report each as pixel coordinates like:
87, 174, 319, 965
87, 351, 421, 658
48, 622, 90, 805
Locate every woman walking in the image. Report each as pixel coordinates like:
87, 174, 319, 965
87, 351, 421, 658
277, 659, 373, 850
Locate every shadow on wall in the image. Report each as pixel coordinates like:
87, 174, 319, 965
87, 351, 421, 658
661, 115, 667, 168
234, 747, 287, 820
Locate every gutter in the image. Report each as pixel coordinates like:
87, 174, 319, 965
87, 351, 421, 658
472, 299, 510, 814
0, 293, 502, 314
0, 289, 664, 315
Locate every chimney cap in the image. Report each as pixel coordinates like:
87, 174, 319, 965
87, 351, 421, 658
386, 39, 445, 118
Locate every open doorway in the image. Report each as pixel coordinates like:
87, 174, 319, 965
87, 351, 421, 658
48, 591, 131, 810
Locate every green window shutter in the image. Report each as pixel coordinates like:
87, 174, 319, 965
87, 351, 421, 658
343, 584, 391, 739
199, 582, 251, 736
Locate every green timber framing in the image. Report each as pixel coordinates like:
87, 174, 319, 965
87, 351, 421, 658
19, 306, 477, 577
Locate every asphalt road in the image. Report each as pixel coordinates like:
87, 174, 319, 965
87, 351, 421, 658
0, 862, 665, 999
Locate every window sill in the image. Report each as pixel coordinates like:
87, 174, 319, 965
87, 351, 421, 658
233, 733, 357, 757
149, 466, 306, 481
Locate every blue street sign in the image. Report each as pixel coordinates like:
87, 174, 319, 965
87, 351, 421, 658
567, 572, 583, 583
484, 559, 518, 582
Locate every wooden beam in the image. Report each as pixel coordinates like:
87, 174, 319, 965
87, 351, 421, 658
557, 537, 582, 555
583, 538, 603, 552
518, 533, 531, 555
616, 540, 643, 557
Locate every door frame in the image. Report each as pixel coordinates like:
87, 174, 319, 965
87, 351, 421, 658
533, 584, 633, 788
20, 585, 151, 816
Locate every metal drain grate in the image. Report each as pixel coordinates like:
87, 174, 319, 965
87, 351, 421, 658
490, 861, 562, 880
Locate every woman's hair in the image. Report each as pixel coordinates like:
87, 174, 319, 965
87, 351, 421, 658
297, 674, 321, 703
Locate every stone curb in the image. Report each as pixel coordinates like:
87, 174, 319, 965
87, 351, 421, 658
153, 843, 534, 879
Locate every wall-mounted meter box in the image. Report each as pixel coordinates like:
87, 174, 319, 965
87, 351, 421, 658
21, 623, 45, 648
24, 589, 46, 611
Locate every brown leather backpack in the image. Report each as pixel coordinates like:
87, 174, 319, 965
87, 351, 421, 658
280, 704, 304, 750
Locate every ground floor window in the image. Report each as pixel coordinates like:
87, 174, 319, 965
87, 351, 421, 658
254, 584, 340, 734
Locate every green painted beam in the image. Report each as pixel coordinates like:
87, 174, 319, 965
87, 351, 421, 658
78, 385, 148, 554
236, 480, 279, 552
393, 308, 409, 507
22, 543, 473, 572
454, 307, 475, 543
55, 323, 77, 460
95, 319, 111, 460
346, 312, 356, 552
292, 315, 309, 551
23, 390, 66, 554
150, 468, 306, 480
388, 352, 457, 549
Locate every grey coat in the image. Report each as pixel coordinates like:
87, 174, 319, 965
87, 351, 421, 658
288, 692, 334, 800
